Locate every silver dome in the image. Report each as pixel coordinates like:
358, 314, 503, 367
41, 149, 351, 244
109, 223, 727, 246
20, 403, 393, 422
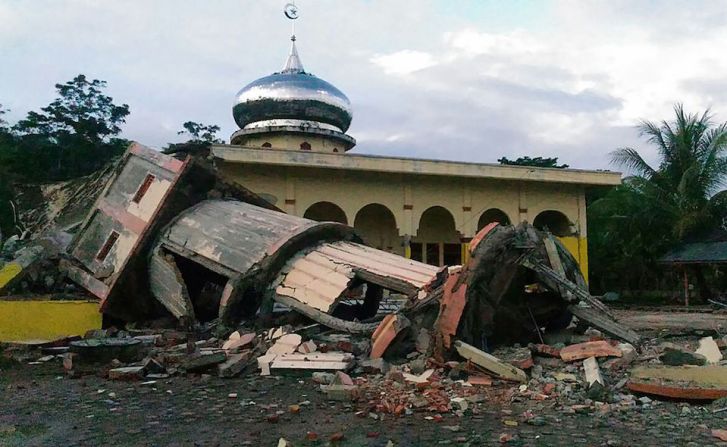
232, 38, 353, 132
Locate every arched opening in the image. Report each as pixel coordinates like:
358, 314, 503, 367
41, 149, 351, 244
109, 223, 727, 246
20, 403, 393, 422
533, 210, 573, 237
354, 204, 401, 255
303, 201, 347, 225
477, 208, 511, 230
261, 142, 272, 148
333, 148, 339, 153
300, 142, 311, 151
412, 206, 460, 266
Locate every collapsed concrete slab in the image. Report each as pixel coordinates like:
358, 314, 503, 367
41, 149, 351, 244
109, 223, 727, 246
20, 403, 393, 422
60, 143, 279, 321
149, 199, 356, 325
60, 142, 637, 359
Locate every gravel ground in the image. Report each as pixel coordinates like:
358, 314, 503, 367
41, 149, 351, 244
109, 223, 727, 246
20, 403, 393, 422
1, 359, 726, 447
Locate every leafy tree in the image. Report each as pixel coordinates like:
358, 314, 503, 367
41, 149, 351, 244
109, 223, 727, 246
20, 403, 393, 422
8, 74, 130, 181
588, 104, 727, 295
498, 156, 569, 169
0, 106, 16, 239
163, 121, 222, 155
176, 121, 223, 144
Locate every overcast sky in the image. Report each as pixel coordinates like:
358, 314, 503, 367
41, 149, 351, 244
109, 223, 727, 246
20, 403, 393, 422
3, 0, 727, 170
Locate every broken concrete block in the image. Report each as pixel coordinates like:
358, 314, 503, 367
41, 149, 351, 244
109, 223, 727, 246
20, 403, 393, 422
559, 340, 622, 362
360, 358, 389, 374
616, 343, 637, 365
270, 352, 354, 371
415, 328, 432, 354
659, 348, 706, 366
311, 372, 335, 384
108, 366, 145, 381
266, 334, 302, 355
504, 348, 534, 370
182, 351, 226, 372
370, 314, 410, 359
696, 336, 723, 365
222, 332, 255, 353
407, 357, 427, 375
552, 372, 578, 382
583, 356, 607, 400
257, 354, 276, 376
454, 341, 527, 383
297, 340, 317, 354
141, 357, 166, 375
333, 371, 354, 386
322, 384, 359, 401
69, 338, 143, 364
403, 368, 434, 384
133, 334, 162, 346
218, 351, 252, 378
386, 369, 405, 383
627, 365, 727, 400
450, 397, 469, 412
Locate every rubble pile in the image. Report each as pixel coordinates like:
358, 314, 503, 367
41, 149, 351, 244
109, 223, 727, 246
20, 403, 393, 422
4, 143, 727, 441
5, 319, 727, 425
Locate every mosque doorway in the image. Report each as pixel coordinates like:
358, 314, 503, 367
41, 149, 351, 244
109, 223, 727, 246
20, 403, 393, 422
533, 210, 573, 237
477, 208, 511, 230
353, 203, 402, 255
411, 206, 461, 266
303, 201, 348, 224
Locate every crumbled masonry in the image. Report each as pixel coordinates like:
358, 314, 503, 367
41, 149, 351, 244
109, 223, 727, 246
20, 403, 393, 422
3, 142, 727, 433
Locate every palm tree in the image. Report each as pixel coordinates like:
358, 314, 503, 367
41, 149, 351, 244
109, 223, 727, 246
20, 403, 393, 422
588, 105, 727, 294
611, 104, 727, 240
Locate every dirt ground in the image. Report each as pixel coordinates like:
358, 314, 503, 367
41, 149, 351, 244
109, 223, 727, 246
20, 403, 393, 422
1, 359, 726, 447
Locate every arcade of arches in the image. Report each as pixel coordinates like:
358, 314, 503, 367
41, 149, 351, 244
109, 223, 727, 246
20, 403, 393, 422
299, 202, 582, 271
211, 148, 613, 282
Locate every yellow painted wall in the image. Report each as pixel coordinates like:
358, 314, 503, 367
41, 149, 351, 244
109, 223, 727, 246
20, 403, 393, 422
0, 300, 102, 343
559, 236, 589, 283
0, 263, 23, 289
217, 158, 591, 277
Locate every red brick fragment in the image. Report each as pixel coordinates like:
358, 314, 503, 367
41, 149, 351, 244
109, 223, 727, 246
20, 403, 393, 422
559, 341, 622, 362
543, 383, 556, 395
530, 344, 561, 358
370, 314, 410, 359
467, 375, 493, 386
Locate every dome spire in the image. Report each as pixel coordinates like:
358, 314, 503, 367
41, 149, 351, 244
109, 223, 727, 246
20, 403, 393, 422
282, 35, 304, 74
281, 2, 303, 73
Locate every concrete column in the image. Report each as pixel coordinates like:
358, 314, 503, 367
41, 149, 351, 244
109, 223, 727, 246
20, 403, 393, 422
518, 184, 529, 224
284, 169, 296, 215
402, 184, 414, 236
577, 188, 587, 239
462, 187, 474, 238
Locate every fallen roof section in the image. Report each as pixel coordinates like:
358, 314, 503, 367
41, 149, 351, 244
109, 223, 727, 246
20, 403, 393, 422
151, 200, 356, 324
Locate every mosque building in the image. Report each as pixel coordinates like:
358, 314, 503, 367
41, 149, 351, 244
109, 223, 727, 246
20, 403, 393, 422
210, 30, 620, 281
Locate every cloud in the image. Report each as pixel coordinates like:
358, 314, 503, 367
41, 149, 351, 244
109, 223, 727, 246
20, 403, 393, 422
2, 0, 727, 171
370, 50, 437, 75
